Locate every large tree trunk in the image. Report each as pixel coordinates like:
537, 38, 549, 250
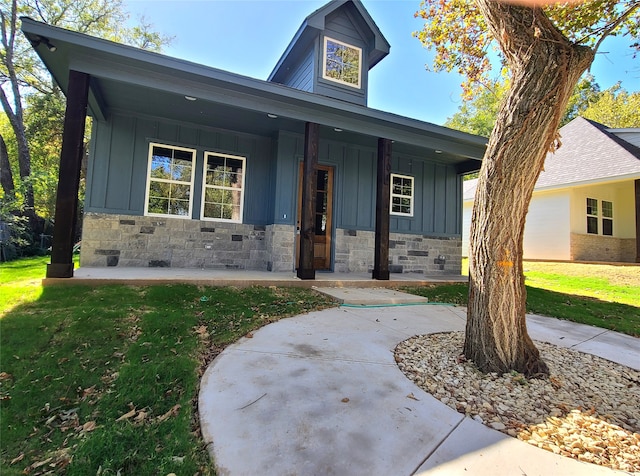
0, 133, 14, 196
465, 1, 594, 376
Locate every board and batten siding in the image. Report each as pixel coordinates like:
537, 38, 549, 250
86, 113, 275, 225
280, 48, 315, 92
274, 131, 462, 236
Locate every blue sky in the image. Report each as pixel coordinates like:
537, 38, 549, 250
124, 0, 639, 125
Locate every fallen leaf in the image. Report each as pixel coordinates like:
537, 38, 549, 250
134, 411, 147, 423
341, 397, 350, 403
245, 332, 254, 338
407, 393, 419, 401
156, 404, 181, 423
10, 453, 24, 465
0, 372, 12, 380
116, 408, 137, 422
82, 421, 96, 432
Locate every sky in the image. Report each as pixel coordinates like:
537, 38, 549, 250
123, 0, 639, 126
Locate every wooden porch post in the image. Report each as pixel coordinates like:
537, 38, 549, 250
635, 179, 640, 263
297, 122, 319, 279
47, 70, 90, 278
373, 137, 392, 280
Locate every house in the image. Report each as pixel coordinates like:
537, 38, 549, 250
22, 0, 486, 280
463, 117, 640, 263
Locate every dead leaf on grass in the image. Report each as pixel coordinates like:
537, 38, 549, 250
0, 371, 12, 381
156, 404, 181, 423
10, 453, 24, 465
116, 405, 137, 422
81, 420, 96, 433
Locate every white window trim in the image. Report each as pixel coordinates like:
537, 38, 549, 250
390, 173, 414, 217
322, 36, 362, 89
144, 142, 196, 219
200, 152, 246, 223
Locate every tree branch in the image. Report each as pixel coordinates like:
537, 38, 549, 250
588, 1, 640, 55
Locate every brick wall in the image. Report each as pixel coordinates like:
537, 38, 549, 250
570, 233, 636, 263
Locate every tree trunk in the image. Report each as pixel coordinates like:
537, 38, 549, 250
465, 1, 595, 377
0, 133, 14, 197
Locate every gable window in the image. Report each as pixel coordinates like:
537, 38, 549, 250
145, 143, 195, 217
602, 200, 613, 236
390, 174, 414, 216
322, 37, 362, 88
201, 152, 245, 222
586, 198, 598, 234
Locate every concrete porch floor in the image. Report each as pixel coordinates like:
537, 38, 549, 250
42, 266, 469, 288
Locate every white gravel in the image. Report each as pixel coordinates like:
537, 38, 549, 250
395, 331, 640, 472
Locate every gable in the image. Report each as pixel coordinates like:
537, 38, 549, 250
268, 0, 389, 106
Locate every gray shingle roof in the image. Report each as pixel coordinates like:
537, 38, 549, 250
463, 117, 640, 200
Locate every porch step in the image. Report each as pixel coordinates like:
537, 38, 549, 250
314, 287, 429, 306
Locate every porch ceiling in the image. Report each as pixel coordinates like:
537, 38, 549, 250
21, 17, 486, 168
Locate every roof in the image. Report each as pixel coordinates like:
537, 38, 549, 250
463, 117, 640, 200
268, 0, 390, 83
20, 17, 485, 167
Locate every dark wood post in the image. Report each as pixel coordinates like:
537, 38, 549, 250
635, 179, 640, 263
297, 122, 319, 280
47, 70, 90, 278
373, 138, 392, 280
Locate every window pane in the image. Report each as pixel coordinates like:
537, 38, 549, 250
150, 155, 172, 179
586, 198, 598, 216
602, 201, 613, 218
603, 218, 613, 236
587, 216, 598, 234
148, 197, 168, 215
169, 199, 189, 216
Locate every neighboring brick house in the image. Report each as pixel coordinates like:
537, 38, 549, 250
23, 0, 486, 279
463, 117, 640, 263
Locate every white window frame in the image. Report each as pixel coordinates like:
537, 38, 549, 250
144, 143, 196, 219
200, 152, 246, 223
322, 36, 362, 89
602, 200, 613, 236
390, 173, 414, 217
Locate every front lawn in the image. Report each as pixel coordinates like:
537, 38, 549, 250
0, 257, 336, 475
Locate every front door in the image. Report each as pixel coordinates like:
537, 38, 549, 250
297, 164, 334, 270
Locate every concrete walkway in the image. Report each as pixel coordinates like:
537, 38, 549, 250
198, 296, 639, 475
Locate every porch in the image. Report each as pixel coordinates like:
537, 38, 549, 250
42, 266, 468, 288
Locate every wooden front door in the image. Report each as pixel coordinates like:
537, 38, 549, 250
297, 164, 334, 270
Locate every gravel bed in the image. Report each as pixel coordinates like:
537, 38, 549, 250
395, 331, 640, 472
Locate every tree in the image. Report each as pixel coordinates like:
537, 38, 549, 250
416, 0, 639, 376
445, 73, 605, 137
0, 0, 171, 241
582, 83, 640, 127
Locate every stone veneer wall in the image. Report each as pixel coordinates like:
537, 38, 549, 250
334, 228, 462, 275
570, 233, 636, 263
81, 213, 282, 269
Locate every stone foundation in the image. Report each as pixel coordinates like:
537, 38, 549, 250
80, 214, 462, 274
334, 228, 462, 275
570, 233, 636, 263
81, 213, 271, 269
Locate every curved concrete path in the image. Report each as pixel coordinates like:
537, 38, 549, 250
199, 304, 639, 476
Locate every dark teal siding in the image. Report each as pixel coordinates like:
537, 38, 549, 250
85, 114, 275, 225
273, 131, 462, 236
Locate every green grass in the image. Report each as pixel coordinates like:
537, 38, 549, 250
0, 258, 337, 475
403, 259, 640, 337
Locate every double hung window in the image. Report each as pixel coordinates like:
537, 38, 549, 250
390, 174, 414, 217
201, 152, 245, 222
145, 144, 195, 217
